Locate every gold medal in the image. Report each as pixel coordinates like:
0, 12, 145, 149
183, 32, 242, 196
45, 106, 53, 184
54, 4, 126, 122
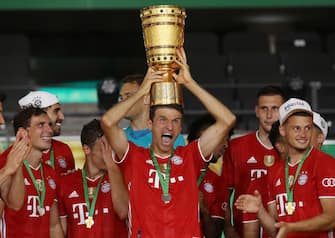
264, 155, 275, 167
286, 202, 295, 215
85, 216, 94, 229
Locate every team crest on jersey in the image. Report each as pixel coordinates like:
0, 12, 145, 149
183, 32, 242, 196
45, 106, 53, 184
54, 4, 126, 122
48, 178, 56, 190
171, 155, 183, 165
264, 155, 275, 167
203, 182, 214, 193
57, 157, 67, 168
298, 173, 308, 186
101, 182, 111, 193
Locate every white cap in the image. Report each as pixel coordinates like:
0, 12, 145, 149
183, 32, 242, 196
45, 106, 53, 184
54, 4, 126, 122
279, 98, 313, 125
313, 112, 328, 138
18, 91, 59, 109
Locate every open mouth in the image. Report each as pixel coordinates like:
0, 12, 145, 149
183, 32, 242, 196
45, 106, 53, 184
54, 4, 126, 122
161, 134, 173, 145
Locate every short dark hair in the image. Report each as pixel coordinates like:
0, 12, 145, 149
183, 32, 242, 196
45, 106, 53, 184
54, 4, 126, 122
0, 93, 6, 102
119, 74, 144, 90
80, 119, 104, 147
256, 85, 286, 105
187, 114, 216, 142
149, 104, 184, 121
269, 120, 281, 146
187, 113, 234, 142
13, 107, 47, 134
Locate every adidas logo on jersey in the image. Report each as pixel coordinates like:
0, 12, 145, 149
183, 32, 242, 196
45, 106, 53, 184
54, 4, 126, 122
24, 178, 31, 186
275, 179, 281, 187
247, 156, 257, 164
146, 160, 153, 166
69, 191, 79, 198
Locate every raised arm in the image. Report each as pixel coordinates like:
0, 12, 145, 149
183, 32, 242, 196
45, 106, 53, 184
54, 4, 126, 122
101, 68, 164, 159
1, 129, 31, 210
173, 48, 236, 157
101, 137, 128, 219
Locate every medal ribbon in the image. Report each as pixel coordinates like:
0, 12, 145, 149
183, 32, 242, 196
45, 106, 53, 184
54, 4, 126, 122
82, 169, 105, 219
150, 147, 174, 198
197, 163, 209, 186
23, 160, 46, 209
285, 146, 311, 204
49, 148, 54, 169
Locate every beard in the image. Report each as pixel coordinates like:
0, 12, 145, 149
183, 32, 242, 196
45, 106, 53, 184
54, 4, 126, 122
53, 127, 61, 136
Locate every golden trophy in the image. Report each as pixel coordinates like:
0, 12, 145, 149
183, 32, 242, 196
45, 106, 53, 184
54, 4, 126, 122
140, 5, 186, 106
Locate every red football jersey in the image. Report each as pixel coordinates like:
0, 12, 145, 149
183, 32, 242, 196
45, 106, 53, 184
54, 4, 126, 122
116, 140, 208, 238
223, 132, 278, 235
1, 153, 57, 238
57, 170, 127, 238
199, 168, 228, 219
42, 139, 75, 175
267, 148, 335, 238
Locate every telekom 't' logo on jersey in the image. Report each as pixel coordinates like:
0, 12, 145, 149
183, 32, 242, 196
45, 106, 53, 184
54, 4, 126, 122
276, 193, 289, 216
276, 193, 304, 216
72, 203, 87, 225
27, 195, 40, 217
148, 169, 184, 189
250, 169, 267, 181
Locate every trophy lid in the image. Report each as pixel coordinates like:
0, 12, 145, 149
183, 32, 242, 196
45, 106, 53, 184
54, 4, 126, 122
140, 5, 186, 18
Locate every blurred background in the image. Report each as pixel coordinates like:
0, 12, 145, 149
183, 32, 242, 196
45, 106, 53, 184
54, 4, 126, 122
1, 0, 335, 160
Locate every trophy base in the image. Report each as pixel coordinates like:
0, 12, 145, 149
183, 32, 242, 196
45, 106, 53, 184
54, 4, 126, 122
151, 82, 183, 106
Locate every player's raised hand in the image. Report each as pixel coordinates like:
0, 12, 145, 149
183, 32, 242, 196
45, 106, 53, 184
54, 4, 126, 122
173, 47, 193, 85
6, 128, 31, 175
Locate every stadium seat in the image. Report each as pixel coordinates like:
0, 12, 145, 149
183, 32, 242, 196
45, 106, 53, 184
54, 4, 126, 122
275, 32, 322, 53
187, 54, 227, 84
184, 32, 220, 55
279, 52, 335, 83
182, 84, 236, 112
222, 32, 270, 54
226, 52, 283, 84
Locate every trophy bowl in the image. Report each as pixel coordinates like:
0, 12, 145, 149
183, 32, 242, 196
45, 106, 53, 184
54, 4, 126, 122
140, 5, 186, 106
